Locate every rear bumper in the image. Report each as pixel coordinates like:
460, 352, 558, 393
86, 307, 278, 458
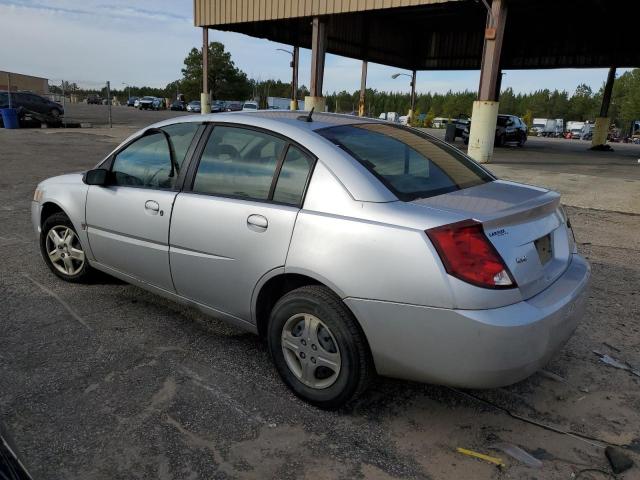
345, 254, 590, 388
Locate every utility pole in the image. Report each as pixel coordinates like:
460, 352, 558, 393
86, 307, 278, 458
106, 81, 112, 128
7, 72, 12, 108
62, 80, 66, 128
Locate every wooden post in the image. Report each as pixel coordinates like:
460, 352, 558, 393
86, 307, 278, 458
600, 66, 616, 118
478, 0, 507, 101
591, 66, 616, 149
468, 0, 508, 163
358, 61, 368, 117
410, 70, 417, 120
202, 27, 208, 95
201, 27, 211, 114
309, 17, 326, 98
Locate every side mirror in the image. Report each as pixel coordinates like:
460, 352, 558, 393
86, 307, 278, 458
83, 168, 109, 186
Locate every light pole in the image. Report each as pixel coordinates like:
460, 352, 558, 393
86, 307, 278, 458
122, 82, 131, 103
391, 71, 417, 123
277, 47, 299, 110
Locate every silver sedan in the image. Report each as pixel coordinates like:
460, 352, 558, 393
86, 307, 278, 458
31, 111, 590, 408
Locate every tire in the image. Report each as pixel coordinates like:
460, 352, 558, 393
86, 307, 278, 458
50, 108, 61, 119
517, 132, 526, 147
267, 285, 374, 409
40, 212, 95, 283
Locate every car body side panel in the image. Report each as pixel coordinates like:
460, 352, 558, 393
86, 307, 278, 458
169, 193, 299, 322
85, 186, 177, 291
287, 209, 455, 308
32, 174, 91, 256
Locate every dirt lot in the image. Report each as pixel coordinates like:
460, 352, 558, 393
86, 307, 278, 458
1, 120, 639, 480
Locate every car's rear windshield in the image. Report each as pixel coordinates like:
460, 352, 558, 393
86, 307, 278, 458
318, 123, 493, 201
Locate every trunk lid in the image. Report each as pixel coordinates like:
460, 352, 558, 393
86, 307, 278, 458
414, 180, 573, 299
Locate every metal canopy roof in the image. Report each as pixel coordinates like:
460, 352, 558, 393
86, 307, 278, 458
194, 0, 640, 70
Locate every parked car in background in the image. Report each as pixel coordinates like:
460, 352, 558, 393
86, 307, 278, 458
531, 118, 547, 136
87, 95, 102, 105
138, 96, 163, 110
0, 91, 64, 121
127, 96, 139, 107
224, 101, 243, 112
463, 114, 527, 147
242, 101, 259, 111
170, 100, 186, 111
32, 111, 589, 408
186, 101, 201, 113
211, 101, 225, 113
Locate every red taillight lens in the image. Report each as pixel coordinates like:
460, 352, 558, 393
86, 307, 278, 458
426, 220, 516, 289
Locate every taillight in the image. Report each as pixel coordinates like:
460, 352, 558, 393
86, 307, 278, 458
426, 220, 516, 289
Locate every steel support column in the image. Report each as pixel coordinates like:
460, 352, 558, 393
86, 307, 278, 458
591, 66, 616, 149
305, 17, 327, 112
468, 0, 507, 163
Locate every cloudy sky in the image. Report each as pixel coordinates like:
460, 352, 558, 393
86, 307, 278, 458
0, 0, 626, 95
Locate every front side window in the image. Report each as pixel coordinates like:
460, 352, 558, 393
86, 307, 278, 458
319, 123, 493, 201
161, 122, 200, 169
193, 126, 286, 201
112, 132, 173, 188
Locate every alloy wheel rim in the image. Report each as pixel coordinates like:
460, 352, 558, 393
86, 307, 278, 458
46, 225, 85, 276
281, 313, 341, 389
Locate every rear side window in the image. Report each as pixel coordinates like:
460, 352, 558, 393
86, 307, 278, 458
319, 123, 493, 201
193, 126, 286, 201
273, 146, 314, 206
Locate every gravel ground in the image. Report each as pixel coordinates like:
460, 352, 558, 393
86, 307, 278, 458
0, 124, 638, 480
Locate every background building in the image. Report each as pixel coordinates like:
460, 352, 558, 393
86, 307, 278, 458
0, 71, 49, 95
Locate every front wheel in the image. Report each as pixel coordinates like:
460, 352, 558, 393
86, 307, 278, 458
267, 285, 374, 409
40, 212, 95, 282
517, 132, 526, 147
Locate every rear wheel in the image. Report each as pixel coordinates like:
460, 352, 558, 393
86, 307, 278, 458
40, 212, 95, 283
267, 285, 374, 409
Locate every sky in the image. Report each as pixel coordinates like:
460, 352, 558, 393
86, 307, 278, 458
0, 0, 629, 95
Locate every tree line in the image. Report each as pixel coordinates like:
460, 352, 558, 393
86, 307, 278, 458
58, 41, 640, 132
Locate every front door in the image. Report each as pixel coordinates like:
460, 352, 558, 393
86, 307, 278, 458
169, 125, 315, 321
86, 123, 200, 291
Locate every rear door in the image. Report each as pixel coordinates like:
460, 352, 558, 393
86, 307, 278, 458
86, 122, 201, 290
170, 125, 315, 321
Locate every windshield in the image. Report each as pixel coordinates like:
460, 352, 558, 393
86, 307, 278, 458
244, 103, 257, 109
319, 123, 493, 201
142, 96, 154, 100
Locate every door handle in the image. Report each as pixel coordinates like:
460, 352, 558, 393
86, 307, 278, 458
247, 214, 268, 230
145, 200, 160, 212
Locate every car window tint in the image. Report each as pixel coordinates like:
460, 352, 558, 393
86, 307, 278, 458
319, 123, 492, 201
161, 122, 200, 168
112, 133, 174, 189
193, 126, 285, 200
273, 146, 314, 206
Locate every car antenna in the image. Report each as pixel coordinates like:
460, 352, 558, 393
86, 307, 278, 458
297, 107, 314, 122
